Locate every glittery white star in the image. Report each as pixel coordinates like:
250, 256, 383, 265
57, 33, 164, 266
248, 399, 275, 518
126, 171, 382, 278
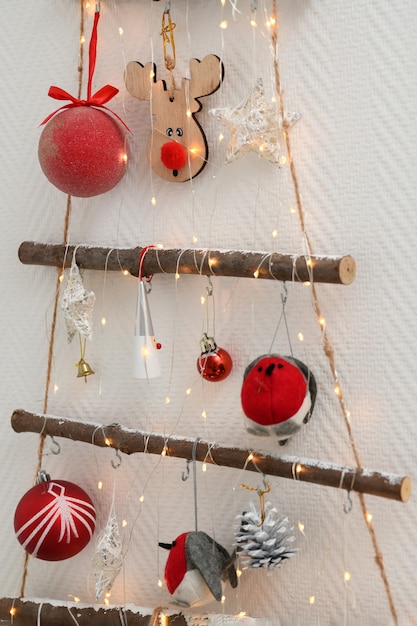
61, 258, 95, 342
210, 79, 300, 165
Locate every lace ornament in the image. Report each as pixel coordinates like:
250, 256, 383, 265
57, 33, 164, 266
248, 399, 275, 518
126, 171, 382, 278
93, 509, 124, 600
61, 258, 95, 342
210, 79, 300, 165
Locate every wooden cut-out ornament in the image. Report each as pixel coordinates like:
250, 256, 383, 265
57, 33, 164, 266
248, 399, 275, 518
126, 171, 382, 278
125, 55, 223, 182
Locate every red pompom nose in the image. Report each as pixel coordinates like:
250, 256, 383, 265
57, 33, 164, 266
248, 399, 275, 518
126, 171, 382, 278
160, 141, 188, 173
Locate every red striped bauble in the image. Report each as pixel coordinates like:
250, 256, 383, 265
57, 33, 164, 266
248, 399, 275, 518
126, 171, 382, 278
14, 479, 96, 561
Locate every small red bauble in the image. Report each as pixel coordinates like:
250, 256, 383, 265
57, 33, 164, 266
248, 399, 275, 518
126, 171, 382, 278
14, 478, 96, 561
160, 141, 188, 172
197, 335, 233, 382
38, 107, 130, 197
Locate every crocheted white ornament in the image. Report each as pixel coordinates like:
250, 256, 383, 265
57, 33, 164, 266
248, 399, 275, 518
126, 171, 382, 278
93, 509, 124, 600
210, 79, 300, 165
61, 258, 95, 342
235, 500, 297, 569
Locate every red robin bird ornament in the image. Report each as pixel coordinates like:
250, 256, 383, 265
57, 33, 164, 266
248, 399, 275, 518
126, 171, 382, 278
159, 531, 237, 607
241, 354, 317, 445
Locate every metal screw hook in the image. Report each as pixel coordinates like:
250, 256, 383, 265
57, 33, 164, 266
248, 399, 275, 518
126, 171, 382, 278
182, 459, 191, 481
206, 275, 214, 297
48, 436, 61, 455
343, 490, 353, 514
111, 448, 122, 469
280, 281, 288, 307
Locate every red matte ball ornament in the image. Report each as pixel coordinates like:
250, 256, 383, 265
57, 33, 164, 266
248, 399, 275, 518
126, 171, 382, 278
14, 476, 96, 561
38, 107, 130, 197
197, 333, 233, 382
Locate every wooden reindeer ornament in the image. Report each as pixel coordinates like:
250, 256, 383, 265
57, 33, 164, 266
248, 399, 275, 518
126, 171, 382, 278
125, 55, 223, 182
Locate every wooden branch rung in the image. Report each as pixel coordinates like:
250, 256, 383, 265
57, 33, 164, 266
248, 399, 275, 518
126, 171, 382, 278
0, 597, 186, 625
11, 410, 410, 502
18, 241, 356, 285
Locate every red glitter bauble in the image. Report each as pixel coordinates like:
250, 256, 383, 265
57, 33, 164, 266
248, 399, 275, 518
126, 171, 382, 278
160, 141, 188, 171
197, 348, 233, 382
14, 479, 96, 561
38, 107, 129, 197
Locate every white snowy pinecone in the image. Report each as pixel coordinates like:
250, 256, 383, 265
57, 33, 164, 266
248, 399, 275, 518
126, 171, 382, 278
235, 501, 297, 569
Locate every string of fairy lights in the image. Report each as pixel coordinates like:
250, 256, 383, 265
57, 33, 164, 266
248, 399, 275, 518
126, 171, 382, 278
11, 1, 399, 624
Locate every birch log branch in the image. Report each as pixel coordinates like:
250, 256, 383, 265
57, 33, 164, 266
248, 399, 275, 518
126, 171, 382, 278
0, 598, 186, 625
18, 241, 356, 284
11, 410, 410, 502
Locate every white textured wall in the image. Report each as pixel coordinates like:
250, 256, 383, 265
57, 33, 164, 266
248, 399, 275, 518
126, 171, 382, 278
1, 1, 417, 624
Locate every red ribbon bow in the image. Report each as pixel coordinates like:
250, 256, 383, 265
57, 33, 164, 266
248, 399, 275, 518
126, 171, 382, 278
40, 10, 130, 132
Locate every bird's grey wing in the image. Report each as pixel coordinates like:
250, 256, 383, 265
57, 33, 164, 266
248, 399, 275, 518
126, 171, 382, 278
185, 531, 225, 601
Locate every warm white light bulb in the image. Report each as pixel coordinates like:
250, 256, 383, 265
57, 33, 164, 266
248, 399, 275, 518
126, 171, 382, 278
219, 20, 228, 29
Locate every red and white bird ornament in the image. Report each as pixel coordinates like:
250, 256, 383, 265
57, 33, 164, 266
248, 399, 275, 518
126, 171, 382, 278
159, 531, 237, 607
14, 473, 96, 561
241, 354, 317, 445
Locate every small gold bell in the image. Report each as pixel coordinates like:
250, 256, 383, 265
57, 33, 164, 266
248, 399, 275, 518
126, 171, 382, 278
76, 358, 95, 382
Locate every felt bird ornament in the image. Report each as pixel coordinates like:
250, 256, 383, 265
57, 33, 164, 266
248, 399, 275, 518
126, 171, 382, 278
159, 531, 238, 607
241, 354, 317, 445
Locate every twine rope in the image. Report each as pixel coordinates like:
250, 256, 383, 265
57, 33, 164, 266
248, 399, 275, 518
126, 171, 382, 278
270, 2, 398, 624
19, 0, 85, 600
